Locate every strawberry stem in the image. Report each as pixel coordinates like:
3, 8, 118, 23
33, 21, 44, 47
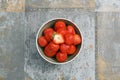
51, 32, 56, 39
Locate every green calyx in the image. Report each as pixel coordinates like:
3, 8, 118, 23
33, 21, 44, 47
52, 32, 56, 39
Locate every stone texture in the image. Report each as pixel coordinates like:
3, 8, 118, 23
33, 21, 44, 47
96, 12, 120, 80
26, 0, 95, 11
0, 0, 120, 80
0, 0, 25, 12
95, 0, 120, 12
0, 12, 25, 80
24, 9, 95, 80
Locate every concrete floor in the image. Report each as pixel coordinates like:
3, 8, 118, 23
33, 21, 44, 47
0, 0, 120, 80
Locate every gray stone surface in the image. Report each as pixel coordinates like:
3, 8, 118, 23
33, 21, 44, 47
0, 0, 120, 80
95, 0, 120, 12
26, 0, 95, 11
96, 12, 120, 80
0, 0, 25, 12
0, 12, 25, 80
24, 9, 95, 80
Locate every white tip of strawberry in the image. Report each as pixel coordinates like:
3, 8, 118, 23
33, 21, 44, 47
53, 33, 64, 44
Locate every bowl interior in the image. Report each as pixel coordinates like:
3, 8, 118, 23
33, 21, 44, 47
37, 19, 82, 64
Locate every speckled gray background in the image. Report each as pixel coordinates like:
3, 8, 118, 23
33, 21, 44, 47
24, 9, 95, 80
0, 0, 120, 80
96, 12, 120, 80
0, 12, 25, 80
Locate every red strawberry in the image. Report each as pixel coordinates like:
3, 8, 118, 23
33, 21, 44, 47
67, 45, 76, 55
44, 28, 54, 42
60, 44, 70, 53
57, 29, 66, 36
73, 34, 82, 45
53, 33, 64, 44
56, 52, 67, 62
64, 33, 74, 45
48, 42, 59, 52
54, 21, 66, 31
44, 45, 56, 57
67, 25, 75, 34
38, 36, 48, 47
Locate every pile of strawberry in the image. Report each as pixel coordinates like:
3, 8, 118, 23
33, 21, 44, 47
38, 21, 82, 62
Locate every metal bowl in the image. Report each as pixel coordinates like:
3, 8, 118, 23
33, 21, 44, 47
36, 18, 83, 64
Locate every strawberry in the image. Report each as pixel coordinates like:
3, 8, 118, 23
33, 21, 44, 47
54, 21, 66, 31
53, 32, 64, 44
44, 44, 56, 57
64, 33, 74, 45
56, 52, 67, 62
44, 28, 54, 42
67, 45, 76, 55
73, 34, 82, 45
48, 42, 59, 52
67, 25, 75, 34
38, 36, 48, 47
60, 44, 70, 53
57, 29, 66, 36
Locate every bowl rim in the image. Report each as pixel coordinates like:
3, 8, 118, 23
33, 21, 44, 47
36, 18, 83, 65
